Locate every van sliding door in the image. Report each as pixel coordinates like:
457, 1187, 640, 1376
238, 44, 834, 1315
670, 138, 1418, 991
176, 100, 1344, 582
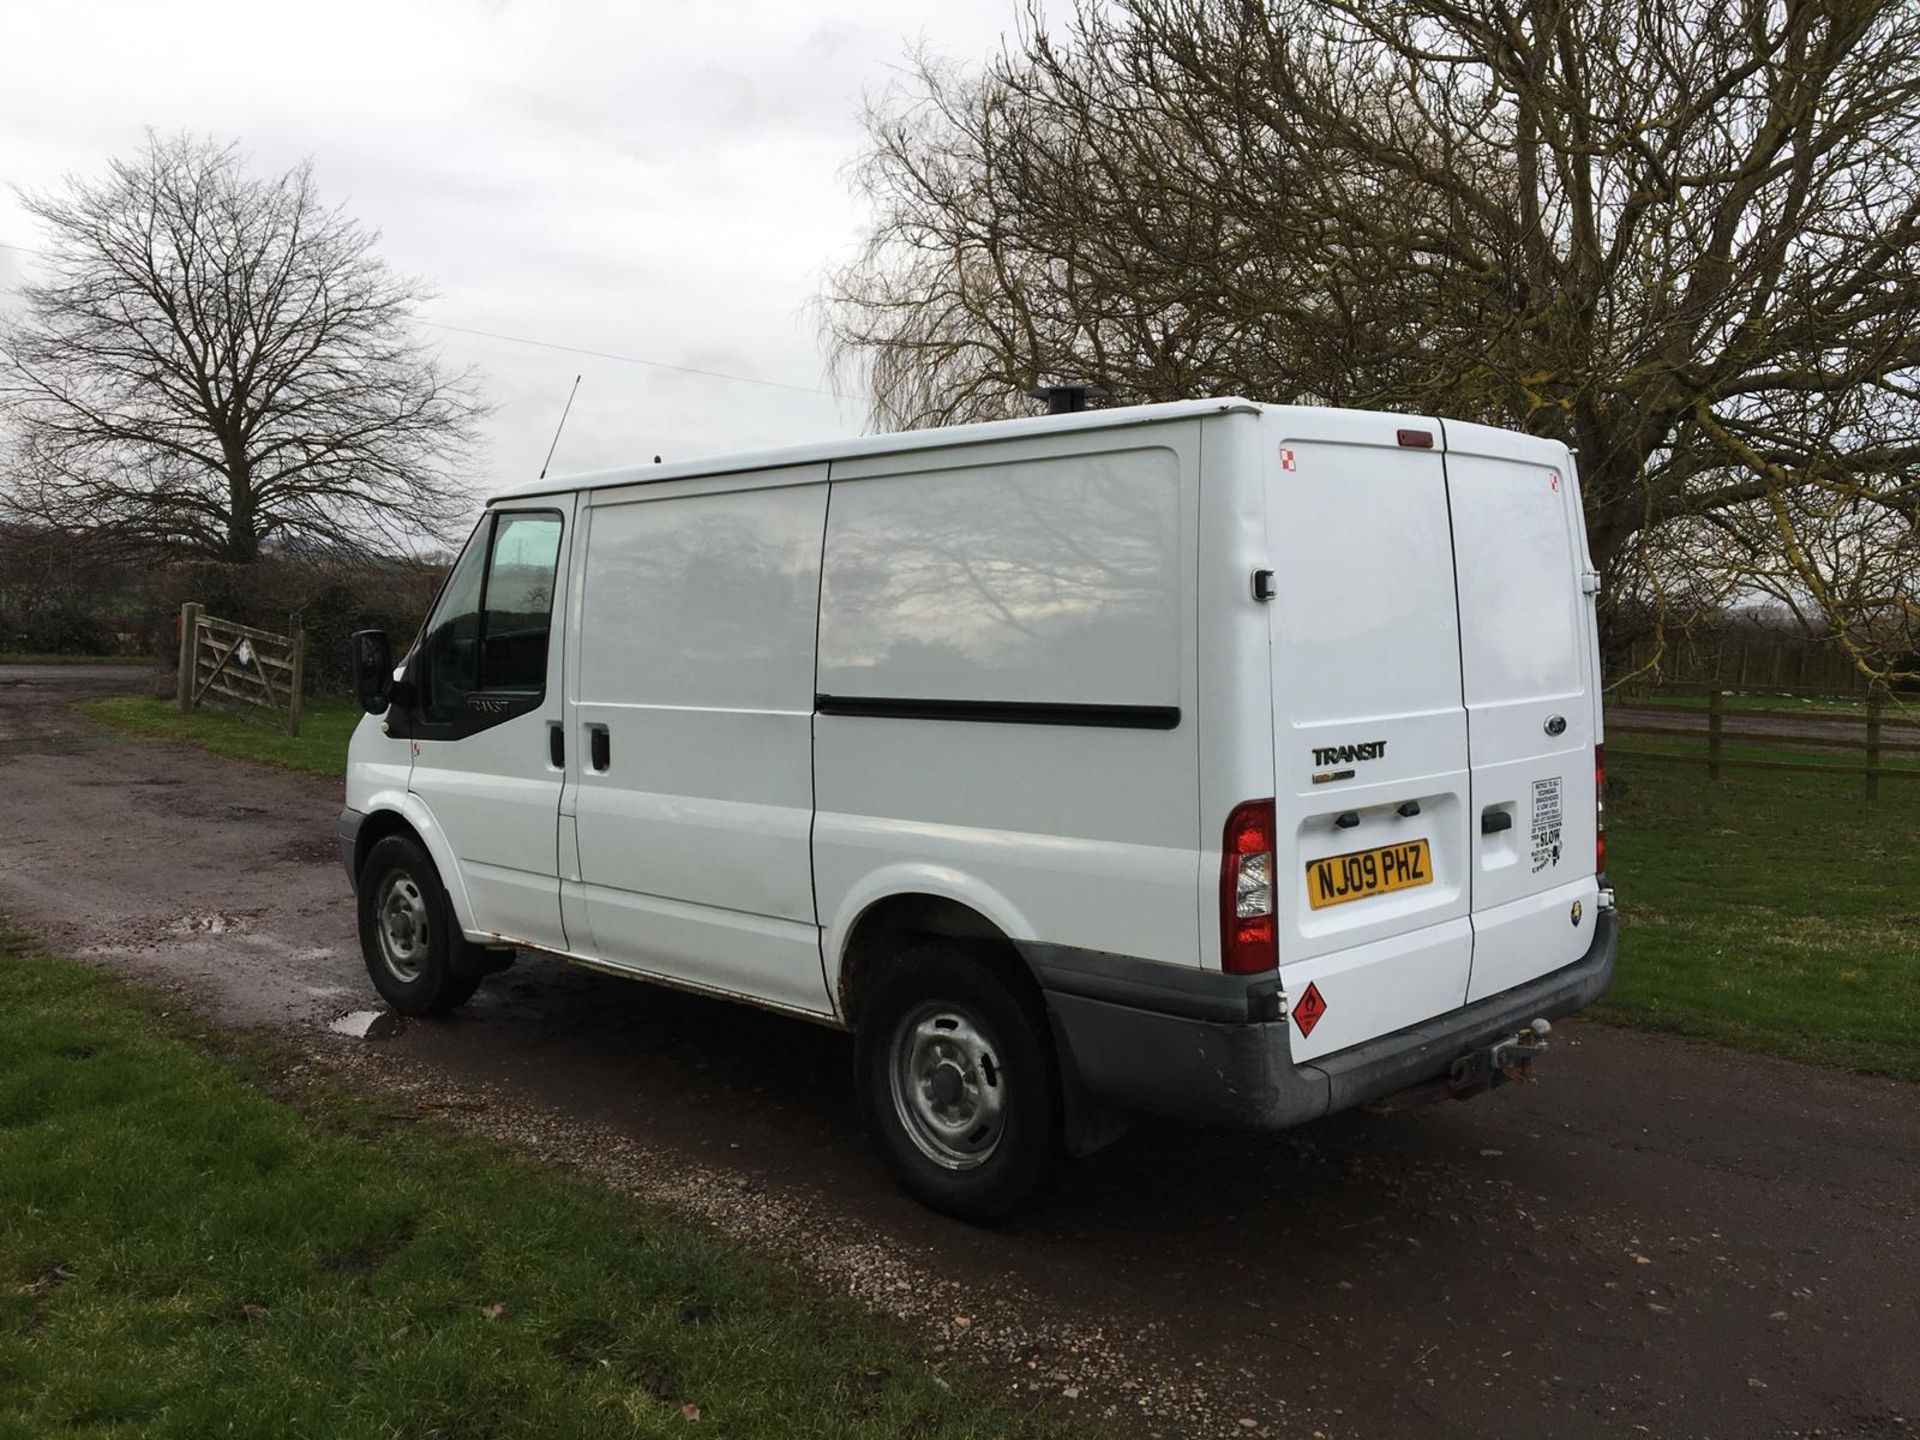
565, 470, 833, 1016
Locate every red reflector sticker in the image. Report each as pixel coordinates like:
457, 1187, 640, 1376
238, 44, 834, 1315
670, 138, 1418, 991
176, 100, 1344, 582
1292, 982, 1327, 1038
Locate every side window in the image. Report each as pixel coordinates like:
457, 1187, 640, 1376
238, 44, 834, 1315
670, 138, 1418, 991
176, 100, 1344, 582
578, 486, 824, 711
417, 510, 563, 725
481, 512, 563, 692
816, 448, 1182, 707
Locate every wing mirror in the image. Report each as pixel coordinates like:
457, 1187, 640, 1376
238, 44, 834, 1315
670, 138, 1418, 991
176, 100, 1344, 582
350, 629, 395, 714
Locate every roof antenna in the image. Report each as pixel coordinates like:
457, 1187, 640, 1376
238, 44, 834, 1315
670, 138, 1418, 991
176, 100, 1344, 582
538, 374, 583, 481
1027, 382, 1108, 414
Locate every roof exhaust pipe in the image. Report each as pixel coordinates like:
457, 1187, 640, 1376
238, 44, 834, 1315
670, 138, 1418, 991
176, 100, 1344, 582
1027, 382, 1109, 415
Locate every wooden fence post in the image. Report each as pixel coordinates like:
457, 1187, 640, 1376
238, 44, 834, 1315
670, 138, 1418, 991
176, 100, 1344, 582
1866, 695, 1882, 803
287, 630, 306, 739
1707, 687, 1723, 781
176, 603, 201, 713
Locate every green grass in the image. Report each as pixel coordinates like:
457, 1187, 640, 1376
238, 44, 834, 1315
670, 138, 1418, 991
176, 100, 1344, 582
78, 695, 359, 778
1600, 751, 1920, 1080
0, 653, 153, 667
0, 939, 1073, 1440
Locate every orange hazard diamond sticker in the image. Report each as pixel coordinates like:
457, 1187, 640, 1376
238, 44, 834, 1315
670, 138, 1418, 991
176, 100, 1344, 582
1292, 982, 1327, 1038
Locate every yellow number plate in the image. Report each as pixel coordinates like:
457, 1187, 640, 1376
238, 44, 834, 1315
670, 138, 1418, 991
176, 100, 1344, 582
1305, 839, 1433, 910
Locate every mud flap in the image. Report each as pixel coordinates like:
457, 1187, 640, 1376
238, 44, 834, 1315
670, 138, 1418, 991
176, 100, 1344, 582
449, 945, 518, 982
1046, 1008, 1133, 1157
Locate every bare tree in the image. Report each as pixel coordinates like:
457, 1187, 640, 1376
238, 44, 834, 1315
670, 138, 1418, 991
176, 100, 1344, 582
0, 133, 487, 562
826, 0, 1920, 679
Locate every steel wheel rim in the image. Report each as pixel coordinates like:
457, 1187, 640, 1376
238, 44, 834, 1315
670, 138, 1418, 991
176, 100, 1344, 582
888, 1001, 1007, 1171
375, 870, 430, 983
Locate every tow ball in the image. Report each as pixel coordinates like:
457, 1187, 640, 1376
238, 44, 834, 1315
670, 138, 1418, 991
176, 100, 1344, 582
1449, 1017, 1553, 1097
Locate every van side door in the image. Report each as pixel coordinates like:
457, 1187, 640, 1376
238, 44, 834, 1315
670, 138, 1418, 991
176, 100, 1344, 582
566, 469, 832, 1016
400, 502, 573, 953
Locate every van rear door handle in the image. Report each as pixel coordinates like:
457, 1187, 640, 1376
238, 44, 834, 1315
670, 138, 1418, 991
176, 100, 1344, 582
1482, 809, 1513, 834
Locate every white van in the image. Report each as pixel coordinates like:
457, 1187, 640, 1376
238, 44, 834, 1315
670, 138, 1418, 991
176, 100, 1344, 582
339, 398, 1615, 1218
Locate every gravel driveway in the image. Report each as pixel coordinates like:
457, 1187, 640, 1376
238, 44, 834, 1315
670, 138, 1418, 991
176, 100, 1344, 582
3, 665, 1916, 1439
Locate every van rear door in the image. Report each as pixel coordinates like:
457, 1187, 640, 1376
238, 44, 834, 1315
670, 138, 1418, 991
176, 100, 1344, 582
1263, 412, 1474, 1062
1440, 422, 1601, 1003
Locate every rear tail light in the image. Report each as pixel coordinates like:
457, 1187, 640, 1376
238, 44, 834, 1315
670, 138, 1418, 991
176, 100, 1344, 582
1595, 744, 1606, 873
1220, 798, 1277, 974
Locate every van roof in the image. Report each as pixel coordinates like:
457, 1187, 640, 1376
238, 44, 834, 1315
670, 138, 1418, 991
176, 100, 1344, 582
490, 396, 1266, 502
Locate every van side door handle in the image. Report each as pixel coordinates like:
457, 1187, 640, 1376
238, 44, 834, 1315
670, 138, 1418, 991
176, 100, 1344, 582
548, 723, 564, 768
1482, 809, 1513, 834
589, 725, 611, 772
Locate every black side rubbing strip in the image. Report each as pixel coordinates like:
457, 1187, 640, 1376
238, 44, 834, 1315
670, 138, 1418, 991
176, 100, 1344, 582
815, 694, 1180, 730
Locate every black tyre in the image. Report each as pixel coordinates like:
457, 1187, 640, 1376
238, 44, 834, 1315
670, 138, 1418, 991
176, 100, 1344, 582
855, 942, 1061, 1221
356, 834, 482, 1016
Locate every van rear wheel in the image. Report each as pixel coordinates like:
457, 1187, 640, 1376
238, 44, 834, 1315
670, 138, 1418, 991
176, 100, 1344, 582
856, 943, 1060, 1221
356, 834, 481, 1016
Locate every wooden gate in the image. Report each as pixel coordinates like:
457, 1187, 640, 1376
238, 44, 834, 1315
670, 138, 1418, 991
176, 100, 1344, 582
175, 603, 306, 737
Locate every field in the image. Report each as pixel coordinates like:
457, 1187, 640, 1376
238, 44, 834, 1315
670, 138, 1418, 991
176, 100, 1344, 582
1599, 750, 1920, 1079
0, 938, 1070, 1440
69, 695, 1920, 1082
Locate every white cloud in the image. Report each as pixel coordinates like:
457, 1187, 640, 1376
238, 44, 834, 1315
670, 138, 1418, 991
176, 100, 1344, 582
0, 0, 1019, 522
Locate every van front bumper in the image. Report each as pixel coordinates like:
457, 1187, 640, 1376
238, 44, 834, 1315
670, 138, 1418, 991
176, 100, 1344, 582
1030, 907, 1617, 1133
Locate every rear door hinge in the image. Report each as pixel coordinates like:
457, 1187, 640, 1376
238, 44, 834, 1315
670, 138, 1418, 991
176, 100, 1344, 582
1580, 569, 1602, 597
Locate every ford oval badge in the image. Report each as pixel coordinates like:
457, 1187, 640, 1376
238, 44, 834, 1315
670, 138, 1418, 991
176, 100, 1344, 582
1544, 714, 1567, 737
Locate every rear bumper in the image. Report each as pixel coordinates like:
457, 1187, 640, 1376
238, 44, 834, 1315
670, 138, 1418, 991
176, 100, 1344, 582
1034, 907, 1617, 1133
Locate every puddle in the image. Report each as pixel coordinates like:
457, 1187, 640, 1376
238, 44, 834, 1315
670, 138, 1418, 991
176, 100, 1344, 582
330, 1010, 404, 1040
165, 912, 257, 936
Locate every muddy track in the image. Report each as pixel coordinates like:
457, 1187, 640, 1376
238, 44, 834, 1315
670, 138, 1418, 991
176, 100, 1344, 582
2, 666, 1915, 1439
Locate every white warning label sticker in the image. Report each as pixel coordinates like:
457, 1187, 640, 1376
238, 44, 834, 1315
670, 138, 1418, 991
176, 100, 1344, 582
1531, 776, 1563, 874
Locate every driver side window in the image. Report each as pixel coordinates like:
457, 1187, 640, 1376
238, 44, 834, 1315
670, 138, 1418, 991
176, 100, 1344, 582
417, 510, 563, 726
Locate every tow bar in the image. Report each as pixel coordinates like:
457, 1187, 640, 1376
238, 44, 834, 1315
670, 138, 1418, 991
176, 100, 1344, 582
1449, 1017, 1553, 1097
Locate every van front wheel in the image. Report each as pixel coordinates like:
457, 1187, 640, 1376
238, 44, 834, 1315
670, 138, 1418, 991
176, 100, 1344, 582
856, 944, 1060, 1220
356, 834, 481, 1016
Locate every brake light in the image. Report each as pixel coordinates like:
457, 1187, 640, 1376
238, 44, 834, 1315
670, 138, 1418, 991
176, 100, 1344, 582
1595, 744, 1606, 873
1220, 798, 1277, 974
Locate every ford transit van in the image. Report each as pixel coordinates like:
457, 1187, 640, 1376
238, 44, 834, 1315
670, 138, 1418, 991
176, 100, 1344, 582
340, 399, 1616, 1218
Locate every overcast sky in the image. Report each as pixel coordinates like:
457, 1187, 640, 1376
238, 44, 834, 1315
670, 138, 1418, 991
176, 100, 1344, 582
0, 0, 1022, 518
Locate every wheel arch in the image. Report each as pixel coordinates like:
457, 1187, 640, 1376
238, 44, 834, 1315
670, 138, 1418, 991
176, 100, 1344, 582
830, 884, 1040, 1030
351, 797, 479, 937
